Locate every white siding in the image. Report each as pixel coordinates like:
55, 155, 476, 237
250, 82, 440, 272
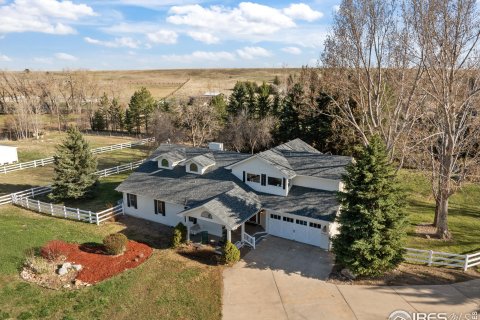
292, 175, 341, 192
183, 207, 224, 237
231, 157, 288, 196
122, 193, 184, 227
0, 146, 18, 165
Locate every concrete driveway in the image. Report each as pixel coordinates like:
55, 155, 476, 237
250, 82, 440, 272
223, 236, 480, 320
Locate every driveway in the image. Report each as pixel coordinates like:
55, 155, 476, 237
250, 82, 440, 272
223, 236, 480, 320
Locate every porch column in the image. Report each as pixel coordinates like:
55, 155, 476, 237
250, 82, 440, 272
227, 229, 231, 242
186, 224, 190, 242
241, 223, 245, 242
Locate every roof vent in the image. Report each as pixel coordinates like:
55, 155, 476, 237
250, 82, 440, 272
208, 142, 224, 151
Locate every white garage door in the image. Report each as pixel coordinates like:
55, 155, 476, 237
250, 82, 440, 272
267, 213, 330, 249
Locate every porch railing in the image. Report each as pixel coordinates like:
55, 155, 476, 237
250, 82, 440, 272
243, 232, 256, 249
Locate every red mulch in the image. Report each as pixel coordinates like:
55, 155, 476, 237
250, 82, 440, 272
45, 240, 153, 284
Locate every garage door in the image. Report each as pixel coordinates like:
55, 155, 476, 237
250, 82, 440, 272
267, 214, 330, 249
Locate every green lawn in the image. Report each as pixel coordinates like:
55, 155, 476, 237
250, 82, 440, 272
0, 206, 222, 320
400, 170, 480, 254
0, 147, 149, 196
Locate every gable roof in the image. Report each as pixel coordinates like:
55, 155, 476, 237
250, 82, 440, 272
227, 139, 352, 181
153, 149, 186, 163
186, 153, 216, 168
181, 186, 262, 229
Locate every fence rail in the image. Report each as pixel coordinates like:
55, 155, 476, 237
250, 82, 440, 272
1, 137, 154, 174
405, 248, 480, 271
12, 195, 124, 225
0, 159, 144, 207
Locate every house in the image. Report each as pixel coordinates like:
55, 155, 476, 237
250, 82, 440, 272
0, 145, 18, 165
116, 139, 352, 250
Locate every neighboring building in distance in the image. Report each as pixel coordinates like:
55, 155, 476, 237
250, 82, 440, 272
116, 139, 352, 250
0, 145, 18, 165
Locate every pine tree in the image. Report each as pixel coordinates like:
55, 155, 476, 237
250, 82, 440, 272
128, 87, 155, 134
257, 82, 272, 119
332, 136, 407, 277
227, 82, 247, 116
51, 127, 98, 200
91, 109, 106, 131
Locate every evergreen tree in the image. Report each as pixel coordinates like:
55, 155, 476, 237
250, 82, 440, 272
210, 94, 227, 121
332, 136, 407, 277
124, 108, 134, 134
91, 109, 106, 131
275, 83, 303, 142
128, 87, 155, 134
257, 82, 272, 119
108, 98, 124, 132
227, 82, 248, 116
245, 81, 258, 116
51, 127, 98, 200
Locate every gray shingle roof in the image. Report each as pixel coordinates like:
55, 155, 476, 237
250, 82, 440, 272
197, 186, 263, 229
116, 139, 348, 225
153, 149, 186, 163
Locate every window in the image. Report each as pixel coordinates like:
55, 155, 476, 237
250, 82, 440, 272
267, 176, 282, 187
310, 222, 322, 229
161, 159, 169, 167
296, 219, 307, 226
189, 163, 198, 172
322, 225, 328, 233
127, 193, 137, 209
270, 214, 281, 220
283, 217, 294, 223
282, 178, 286, 190
201, 211, 213, 219
154, 200, 165, 216
261, 174, 266, 186
247, 173, 260, 183
188, 217, 198, 224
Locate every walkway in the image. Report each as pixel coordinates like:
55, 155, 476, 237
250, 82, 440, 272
223, 236, 480, 320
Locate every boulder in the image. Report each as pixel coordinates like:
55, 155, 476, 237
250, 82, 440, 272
139, 253, 144, 258
57, 267, 68, 276
61, 262, 72, 269
72, 264, 82, 271
340, 268, 357, 280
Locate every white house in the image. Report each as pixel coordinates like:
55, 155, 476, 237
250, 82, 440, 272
0, 145, 18, 165
116, 139, 352, 250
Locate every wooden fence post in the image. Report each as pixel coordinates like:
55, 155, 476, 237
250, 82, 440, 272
428, 250, 434, 266
50, 203, 54, 216
89, 211, 93, 223
464, 255, 469, 272
77, 208, 80, 220
96, 211, 100, 225
37, 200, 41, 212
63, 206, 67, 218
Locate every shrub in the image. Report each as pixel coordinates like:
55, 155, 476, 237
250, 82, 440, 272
175, 222, 187, 240
103, 233, 128, 255
40, 240, 68, 261
222, 241, 240, 265
172, 229, 183, 248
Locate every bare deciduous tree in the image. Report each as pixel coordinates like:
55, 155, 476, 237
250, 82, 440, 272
322, 0, 425, 164
176, 100, 220, 147
410, 0, 480, 238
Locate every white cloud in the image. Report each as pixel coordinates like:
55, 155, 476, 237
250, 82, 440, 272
84, 36, 140, 48
161, 50, 236, 63
0, 0, 95, 34
236, 46, 272, 60
0, 54, 11, 61
283, 3, 323, 22
167, 3, 295, 35
146, 29, 178, 44
282, 46, 302, 55
55, 52, 78, 61
187, 31, 219, 44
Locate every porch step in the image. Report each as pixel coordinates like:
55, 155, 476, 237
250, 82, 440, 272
253, 232, 269, 245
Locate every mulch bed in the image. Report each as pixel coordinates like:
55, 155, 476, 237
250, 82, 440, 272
53, 240, 153, 284
328, 263, 480, 286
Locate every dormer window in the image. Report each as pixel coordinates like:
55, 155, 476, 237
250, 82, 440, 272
201, 211, 212, 219
161, 159, 169, 168
190, 163, 198, 172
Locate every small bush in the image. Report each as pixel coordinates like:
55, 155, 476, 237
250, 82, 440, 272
222, 241, 240, 265
175, 222, 187, 240
172, 229, 183, 248
40, 240, 68, 261
103, 233, 128, 255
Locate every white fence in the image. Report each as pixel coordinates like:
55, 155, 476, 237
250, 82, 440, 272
405, 248, 480, 271
0, 137, 154, 174
12, 195, 123, 225
0, 159, 145, 206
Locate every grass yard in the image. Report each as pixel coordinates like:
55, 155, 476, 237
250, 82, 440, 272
0, 147, 149, 196
400, 170, 480, 254
0, 131, 138, 162
0, 206, 222, 320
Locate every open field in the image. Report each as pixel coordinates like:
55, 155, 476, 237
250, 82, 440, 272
0, 132, 139, 162
0, 147, 150, 196
401, 170, 480, 255
0, 206, 222, 320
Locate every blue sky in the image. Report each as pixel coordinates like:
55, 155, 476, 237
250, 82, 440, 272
0, 0, 340, 70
